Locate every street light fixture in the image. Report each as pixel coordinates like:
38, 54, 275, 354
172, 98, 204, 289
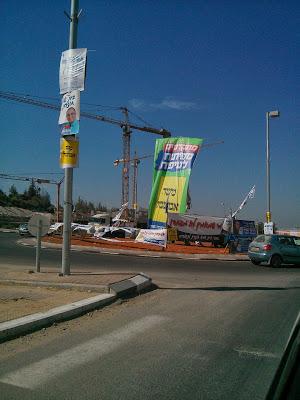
266, 109, 280, 223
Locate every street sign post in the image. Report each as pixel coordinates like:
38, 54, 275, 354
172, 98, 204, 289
28, 215, 51, 272
264, 222, 274, 235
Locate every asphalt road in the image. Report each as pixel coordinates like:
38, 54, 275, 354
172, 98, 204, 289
1, 232, 300, 288
1, 232, 300, 399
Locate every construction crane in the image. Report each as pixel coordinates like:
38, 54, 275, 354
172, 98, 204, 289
0, 91, 171, 213
0, 173, 64, 222
114, 140, 225, 225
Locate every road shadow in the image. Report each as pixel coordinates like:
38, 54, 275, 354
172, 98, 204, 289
158, 286, 300, 291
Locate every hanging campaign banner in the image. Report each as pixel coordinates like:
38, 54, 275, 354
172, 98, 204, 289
59, 90, 80, 135
148, 137, 203, 228
228, 220, 257, 253
59, 48, 87, 94
60, 137, 79, 168
168, 213, 224, 242
135, 229, 167, 247
168, 214, 224, 236
233, 220, 257, 236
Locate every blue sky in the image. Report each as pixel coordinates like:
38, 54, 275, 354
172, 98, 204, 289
1, 1, 299, 228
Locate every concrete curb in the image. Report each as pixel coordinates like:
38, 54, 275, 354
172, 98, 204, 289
0, 293, 116, 343
109, 273, 152, 296
0, 273, 152, 343
18, 238, 249, 261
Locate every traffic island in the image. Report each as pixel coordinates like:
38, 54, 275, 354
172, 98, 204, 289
19, 236, 248, 260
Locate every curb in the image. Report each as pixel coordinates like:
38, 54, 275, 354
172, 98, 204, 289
0, 293, 116, 343
18, 238, 249, 261
109, 273, 153, 296
0, 273, 152, 343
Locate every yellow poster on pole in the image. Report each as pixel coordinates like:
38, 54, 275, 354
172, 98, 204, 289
60, 137, 79, 168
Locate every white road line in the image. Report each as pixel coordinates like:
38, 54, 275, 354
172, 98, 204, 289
0, 315, 167, 390
138, 254, 161, 258
234, 348, 279, 359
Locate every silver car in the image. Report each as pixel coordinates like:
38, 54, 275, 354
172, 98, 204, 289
18, 223, 30, 236
248, 234, 300, 267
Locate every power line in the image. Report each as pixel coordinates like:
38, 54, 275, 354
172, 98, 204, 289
1, 90, 166, 127
1, 172, 64, 176
0, 90, 121, 112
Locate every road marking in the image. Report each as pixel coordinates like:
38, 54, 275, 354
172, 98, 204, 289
101, 251, 120, 255
0, 315, 167, 389
234, 348, 279, 359
138, 254, 161, 258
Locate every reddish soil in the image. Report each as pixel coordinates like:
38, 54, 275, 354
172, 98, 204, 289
43, 235, 230, 255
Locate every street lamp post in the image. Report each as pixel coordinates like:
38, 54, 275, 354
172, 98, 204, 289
266, 110, 280, 223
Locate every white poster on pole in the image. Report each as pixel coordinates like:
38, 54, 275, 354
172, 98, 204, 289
59, 48, 87, 94
264, 222, 274, 235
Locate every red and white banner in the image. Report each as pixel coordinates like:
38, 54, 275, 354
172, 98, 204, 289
167, 214, 224, 236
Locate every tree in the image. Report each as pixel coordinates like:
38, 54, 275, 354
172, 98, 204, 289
0, 189, 8, 206
8, 185, 18, 197
96, 202, 107, 212
0, 183, 54, 212
75, 197, 108, 214
27, 181, 38, 198
39, 190, 53, 212
8, 185, 21, 207
87, 201, 95, 212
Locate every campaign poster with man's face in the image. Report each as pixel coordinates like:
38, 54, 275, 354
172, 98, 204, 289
59, 90, 80, 135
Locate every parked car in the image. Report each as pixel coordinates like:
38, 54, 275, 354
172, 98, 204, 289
18, 223, 30, 236
248, 234, 300, 267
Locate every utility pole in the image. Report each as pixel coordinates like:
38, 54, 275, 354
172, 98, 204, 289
62, 0, 79, 276
56, 177, 64, 222
121, 107, 131, 220
265, 110, 280, 223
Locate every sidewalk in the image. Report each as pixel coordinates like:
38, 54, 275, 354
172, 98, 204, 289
0, 267, 153, 342
0, 268, 135, 324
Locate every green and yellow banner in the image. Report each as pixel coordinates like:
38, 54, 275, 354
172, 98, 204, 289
148, 137, 203, 228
